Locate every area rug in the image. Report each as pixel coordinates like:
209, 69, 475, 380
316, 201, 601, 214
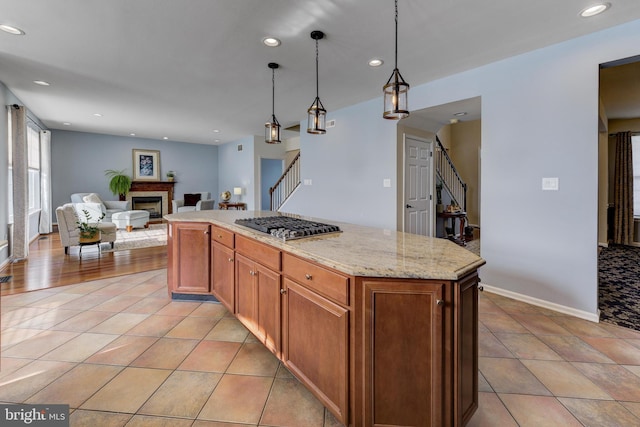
102, 223, 167, 252
598, 244, 640, 331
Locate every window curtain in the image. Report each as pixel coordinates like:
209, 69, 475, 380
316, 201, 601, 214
39, 130, 52, 234
613, 131, 634, 245
9, 105, 29, 260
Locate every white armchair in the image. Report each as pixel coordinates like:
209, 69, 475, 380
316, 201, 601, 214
55, 204, 117, 254
70, 193, 129, 222
172, 192, 215, 213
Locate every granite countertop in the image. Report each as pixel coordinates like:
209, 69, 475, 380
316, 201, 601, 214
165, 210, 485, 280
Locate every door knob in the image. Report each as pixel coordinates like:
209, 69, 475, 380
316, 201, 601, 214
406, 204, 413, 209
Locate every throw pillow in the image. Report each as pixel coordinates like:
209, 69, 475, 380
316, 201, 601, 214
83, 193, 106, 212
183, 193, 201, 207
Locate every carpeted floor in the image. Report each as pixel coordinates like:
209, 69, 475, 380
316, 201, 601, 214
598, 244, 640, 332
102, 223, 167, 252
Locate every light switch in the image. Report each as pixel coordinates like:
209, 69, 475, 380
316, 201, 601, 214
304, 179, 312, 186
542, 177, 559, 191
383, 179, 391, 188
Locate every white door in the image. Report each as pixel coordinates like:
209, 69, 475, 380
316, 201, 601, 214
404, 135, 433, 236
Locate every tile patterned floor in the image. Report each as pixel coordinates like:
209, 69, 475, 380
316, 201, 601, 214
2, 269, 640, 426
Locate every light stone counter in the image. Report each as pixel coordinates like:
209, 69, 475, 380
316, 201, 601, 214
165, 210, 485, 280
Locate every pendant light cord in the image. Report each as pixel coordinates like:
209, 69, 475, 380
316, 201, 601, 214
394, 0, 398, 71
272, 68, 276, 117
315, 38, 320, 99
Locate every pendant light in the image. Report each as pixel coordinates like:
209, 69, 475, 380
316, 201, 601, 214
307, 30, 326, 134
265, 62, 281, 144
383, 0, 410, 120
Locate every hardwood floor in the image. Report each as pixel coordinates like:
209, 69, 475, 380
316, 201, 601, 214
0, 231, 167, 296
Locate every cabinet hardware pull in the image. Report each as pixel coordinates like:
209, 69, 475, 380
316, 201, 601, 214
305, 274, 312, 280
204, 231, 210, 235
478, 285, 484, 292
228, 258, 234, 262
250, 270, 256, 276
280, 289, 286, 295
436, 299, 444, 306
218, 235, 223, 238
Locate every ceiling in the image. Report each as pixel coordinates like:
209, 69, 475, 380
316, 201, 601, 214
1, 1, 640, 145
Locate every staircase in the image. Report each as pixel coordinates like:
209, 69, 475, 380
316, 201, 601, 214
270, 152, 301, 211
435, 136, 466, 212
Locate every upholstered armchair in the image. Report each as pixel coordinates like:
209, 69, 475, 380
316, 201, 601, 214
55, 204, 117, 254
70, 192, 129, 222
172, 192, 215, 213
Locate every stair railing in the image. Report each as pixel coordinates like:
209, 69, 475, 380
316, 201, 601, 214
435, 136, 467, 212
270, 152, 301, 211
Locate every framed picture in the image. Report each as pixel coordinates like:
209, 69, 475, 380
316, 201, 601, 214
132, 149, 160, 181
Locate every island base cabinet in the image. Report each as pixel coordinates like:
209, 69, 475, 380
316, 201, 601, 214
362, 279, 445, 427
211, 241, 235, 313
282, 278, 349, 425
235, 253, 281, 355
169, 222, 211, 294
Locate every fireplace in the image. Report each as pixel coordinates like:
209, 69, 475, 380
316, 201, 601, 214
124, 181, 176, 218
132, 196, 163, 219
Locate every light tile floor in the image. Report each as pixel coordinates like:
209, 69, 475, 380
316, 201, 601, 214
2, 269, 640, 426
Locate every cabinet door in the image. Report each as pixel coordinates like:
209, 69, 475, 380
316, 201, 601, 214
282, 278, 349, 425
256, 264, 281, 355
362, 279, 445, 427
456, 273, 479, 426
235, 253, 258, 333
212, 241, 235, 313
172, 222, 211, 294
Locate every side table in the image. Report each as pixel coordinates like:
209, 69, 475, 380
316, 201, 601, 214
219, 202, 247, 210
437, 211, 467, 246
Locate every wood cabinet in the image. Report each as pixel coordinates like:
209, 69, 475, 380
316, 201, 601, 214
169, 222, 211, 294
167, 219, 480, 426
235, 236, 281, 355
212, 242, 235, 312
282, 278, 349, 425
211, 225, 236, 312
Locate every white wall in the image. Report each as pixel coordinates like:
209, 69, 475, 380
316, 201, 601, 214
285, 19, 640, 318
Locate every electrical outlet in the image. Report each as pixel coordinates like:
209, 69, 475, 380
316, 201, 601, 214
542, 177, 559, 191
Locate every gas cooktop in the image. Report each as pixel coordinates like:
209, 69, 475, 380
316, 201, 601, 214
235, 216, 341, 240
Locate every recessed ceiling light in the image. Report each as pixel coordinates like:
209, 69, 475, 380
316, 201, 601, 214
33, 80, 50, 86
453, 111, 467, 117
368, 58, 384, 67
130, 133, 136, 136
579, 3, 610, 17
262, 37, 281, 47
163, 136, 169, 140
93, 113, 103, 117
214, 139, 221, 143
62, 122, 72, 126
213, 129, 220, 133
0, 24, 25, 35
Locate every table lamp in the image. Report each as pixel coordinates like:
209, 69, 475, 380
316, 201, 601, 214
234, 187, 242, 202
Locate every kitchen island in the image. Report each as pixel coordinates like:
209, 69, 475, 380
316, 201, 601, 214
165, 210, 485, 427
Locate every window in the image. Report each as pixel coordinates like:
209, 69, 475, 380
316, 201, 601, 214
27, 125, 41, 212
7, 108, 13, 223
633, 135, 640, 217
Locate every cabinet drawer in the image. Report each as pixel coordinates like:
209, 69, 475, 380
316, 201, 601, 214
283, 253, 349, 306
211, 225, 234, 248
236, 235, 281, 271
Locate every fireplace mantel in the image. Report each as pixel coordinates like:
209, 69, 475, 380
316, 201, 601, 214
123, 181, 176, 214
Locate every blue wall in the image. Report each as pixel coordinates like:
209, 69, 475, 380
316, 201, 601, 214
51, 130, 218, 216
284, 19, 640, 318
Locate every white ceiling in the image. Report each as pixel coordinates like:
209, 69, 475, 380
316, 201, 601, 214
1, 0, 640, 145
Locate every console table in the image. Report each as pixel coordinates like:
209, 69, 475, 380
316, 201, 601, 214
218, 202, 247, 210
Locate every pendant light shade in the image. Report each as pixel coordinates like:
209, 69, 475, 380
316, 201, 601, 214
265, 62, 281, 144
307, 30, 326, 134
383, 0, 410, 120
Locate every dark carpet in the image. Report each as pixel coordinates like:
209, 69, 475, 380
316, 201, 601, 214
598, 244, 640, 331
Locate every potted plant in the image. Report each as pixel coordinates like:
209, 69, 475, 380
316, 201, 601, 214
105, 169, 132, 198
76, 209, 105, 243
166, 170, 175, 182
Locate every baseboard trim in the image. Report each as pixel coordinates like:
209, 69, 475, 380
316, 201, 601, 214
480, 282, 601, 323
